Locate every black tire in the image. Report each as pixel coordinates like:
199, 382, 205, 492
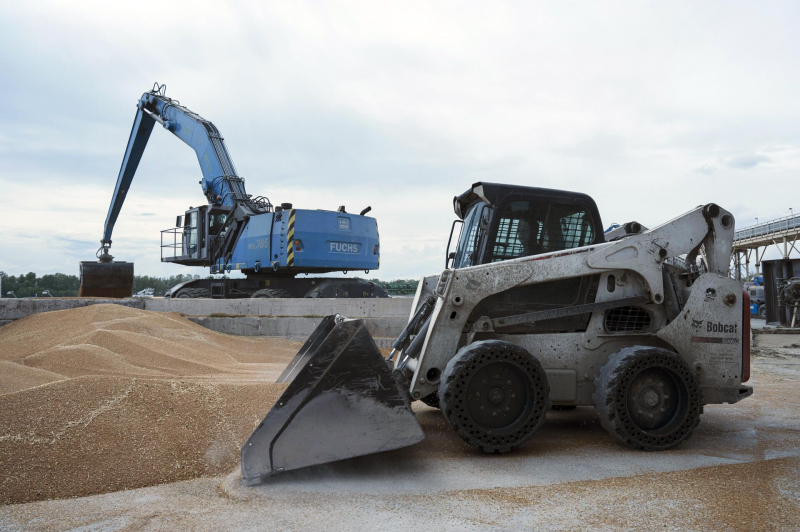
420, 393, 440, 409
594, 346, 702, 451
173, 288, 210, 299
251, 288, 293, 298
758, 306, 767, 319
439, 340, 550, 453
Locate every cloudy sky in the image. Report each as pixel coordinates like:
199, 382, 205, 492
1, 1, 798, 280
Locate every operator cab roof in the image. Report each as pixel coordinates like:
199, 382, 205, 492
453, 182, 600, 220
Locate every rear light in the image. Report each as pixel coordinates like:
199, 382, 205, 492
373, 245, 379, 256
741, 290, 751, 383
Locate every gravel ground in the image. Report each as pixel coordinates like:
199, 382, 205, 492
1, 311, 799, 531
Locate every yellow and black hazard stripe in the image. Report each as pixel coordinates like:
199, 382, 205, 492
286, 209, 296, 267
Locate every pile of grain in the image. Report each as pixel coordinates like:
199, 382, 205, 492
0, 304, 299, 504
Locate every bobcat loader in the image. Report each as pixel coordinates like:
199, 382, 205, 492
241, 183, 752, 483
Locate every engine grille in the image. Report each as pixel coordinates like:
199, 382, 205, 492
604, 306, 651, 332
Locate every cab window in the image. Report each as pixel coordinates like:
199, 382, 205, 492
453, 201, 489, 268
489, 200, 594, 262
209, 213, 228, 236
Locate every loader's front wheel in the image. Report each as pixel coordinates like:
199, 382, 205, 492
594, 347, 702, 451
439, 340, 550, 453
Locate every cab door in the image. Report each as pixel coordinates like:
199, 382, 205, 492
183, 207, 201, 258
469, 195, 601, 333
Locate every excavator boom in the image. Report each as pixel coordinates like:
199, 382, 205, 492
80, 83, 248, 297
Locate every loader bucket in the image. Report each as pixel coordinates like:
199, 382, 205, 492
78, 261, 134, 298
241, 316, 424, 483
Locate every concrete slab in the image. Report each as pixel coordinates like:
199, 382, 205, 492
0, 298, 413, 340
0, 297, 412, 319
187, 316, 407, 340
0, 298, 144, 321
753, 327, 800, 348
144, 297, 413, 317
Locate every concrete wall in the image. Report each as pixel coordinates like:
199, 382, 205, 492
186, 316, 406, 347
753, 327, 800, 348
144, 297, 412, 318
0, 298, 414, 344
0, 298, 145, 321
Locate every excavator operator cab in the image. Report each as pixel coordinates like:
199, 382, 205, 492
162, 205, 231, 266
447, 182, 603, 269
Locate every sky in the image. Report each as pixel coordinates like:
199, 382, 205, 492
0, 1, 798, 280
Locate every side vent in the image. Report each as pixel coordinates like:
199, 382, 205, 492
605, 306, 651, 332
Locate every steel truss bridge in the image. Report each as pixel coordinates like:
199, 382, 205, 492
731, 214, 800, 280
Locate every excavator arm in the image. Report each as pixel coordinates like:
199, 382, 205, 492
81, 83, 252, 297
102, 83, 245, 248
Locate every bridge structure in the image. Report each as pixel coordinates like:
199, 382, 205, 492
731, 213, 800, 280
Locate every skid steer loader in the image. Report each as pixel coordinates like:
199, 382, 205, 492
241, 183, 752, 483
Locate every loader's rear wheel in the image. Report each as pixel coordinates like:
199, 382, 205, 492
594, 347, 702, 451
173, 288, 210, 299
439, 340, 550, 453
758, 306, 767, 319
251, 288, 293, 298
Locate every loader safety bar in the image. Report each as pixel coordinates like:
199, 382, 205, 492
492, 296, 650, 329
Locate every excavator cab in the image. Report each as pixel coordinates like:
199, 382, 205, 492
161, 205, 230, 266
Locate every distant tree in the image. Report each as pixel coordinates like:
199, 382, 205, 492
0, 272, 80, 297
0, 271, 205, 298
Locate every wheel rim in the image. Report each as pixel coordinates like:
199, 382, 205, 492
466, 361, 533, 431
626, 367, 686, 432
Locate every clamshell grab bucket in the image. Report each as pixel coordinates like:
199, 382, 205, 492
78, 261, 134, 298
241, 316, 424, 483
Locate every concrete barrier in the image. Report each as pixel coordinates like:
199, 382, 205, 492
753, 327, 800, 348
186, 316, 407, 347
0, 298, 414, 344
144, 297, 412, 318
0, 298, 145, 321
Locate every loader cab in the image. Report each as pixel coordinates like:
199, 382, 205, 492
448, 182, 603, 268
448, 183, 605, 334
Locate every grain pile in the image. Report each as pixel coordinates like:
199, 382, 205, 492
0, 304, 299, 505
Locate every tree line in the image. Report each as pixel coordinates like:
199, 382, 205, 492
0, 272, 203, 298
